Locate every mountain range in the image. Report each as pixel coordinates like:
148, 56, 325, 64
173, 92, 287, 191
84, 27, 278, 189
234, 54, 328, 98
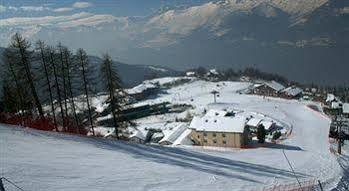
0, 0, 348, 85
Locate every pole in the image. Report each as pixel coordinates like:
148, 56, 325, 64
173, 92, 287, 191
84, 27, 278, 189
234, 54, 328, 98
318, 180, 323, 191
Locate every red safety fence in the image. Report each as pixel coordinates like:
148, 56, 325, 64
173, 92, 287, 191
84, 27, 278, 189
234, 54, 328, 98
0, 112, 88, 135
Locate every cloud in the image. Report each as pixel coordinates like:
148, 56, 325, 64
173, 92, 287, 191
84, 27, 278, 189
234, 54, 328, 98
20, 6, 50, 11
0, 12, 120, 29
53, 7, 74, 12
72, 2, 93, 9
0, 5, 6, 12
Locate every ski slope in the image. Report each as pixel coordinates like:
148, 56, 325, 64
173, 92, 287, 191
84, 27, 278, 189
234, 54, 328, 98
0, 79, 343, 190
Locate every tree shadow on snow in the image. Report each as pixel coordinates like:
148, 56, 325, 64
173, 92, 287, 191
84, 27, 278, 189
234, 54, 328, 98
17, 127, 311, 184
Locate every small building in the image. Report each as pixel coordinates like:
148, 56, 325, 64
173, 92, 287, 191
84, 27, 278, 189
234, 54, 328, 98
159, 124, 187, 145
128, 130, 146, 144
246, 117, 263, 132
280, 86, 303, 99
189, 115, 250, 148
252, 81, 285, 97
246, 117, 276, 132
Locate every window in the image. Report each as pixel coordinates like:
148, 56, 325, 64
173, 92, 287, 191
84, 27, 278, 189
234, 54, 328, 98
213, 133, 216, 137
223, 140, 227, 145
197, 135, 200, 139
203, 132, 207, 137
204, 139, 207, 143
222, 133, 226, 138
213, 139, 217, 144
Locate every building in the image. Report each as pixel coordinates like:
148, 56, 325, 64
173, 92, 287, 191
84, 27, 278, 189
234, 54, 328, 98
128, 130, 146, 144
252, 81, 285, 97
246, 117, 276, 133
189, 115, 250, 148
280, 86, 303, 99
159, 124, 187, 145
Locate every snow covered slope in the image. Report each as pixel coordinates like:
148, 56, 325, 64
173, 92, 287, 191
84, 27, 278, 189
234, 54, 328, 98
0, 80, 343, 190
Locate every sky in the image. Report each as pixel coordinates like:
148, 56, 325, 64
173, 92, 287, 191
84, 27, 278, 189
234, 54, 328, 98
0, 0, 214, 19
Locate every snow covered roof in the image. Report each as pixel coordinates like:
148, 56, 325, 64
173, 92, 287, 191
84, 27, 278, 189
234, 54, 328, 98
343, 103, 349, 114
189, 116, 246, 133
326, 94, 335, 102
326, 94, 341, 103
186, 71, 195, 76
264, 81, 285, 92
126, 82, 158, 95
246, 117, 262, 127
209, 69, 219, 75
259, 120, 275, 130
205, 109, 228, 117
281, 86, 303, 97
331, 102, 342, 109
159, 124, 187, 144
129, 130, 146, 140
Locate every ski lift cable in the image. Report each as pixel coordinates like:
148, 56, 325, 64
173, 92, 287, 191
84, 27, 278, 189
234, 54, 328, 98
282, 150, 304, 191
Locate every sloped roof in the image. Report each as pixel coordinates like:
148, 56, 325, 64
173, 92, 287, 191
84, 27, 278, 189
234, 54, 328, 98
259, 120, 275, 130
246, 117, 263, 127
281, 86, 303, 97
129, 130, 146, 140
189, 116, 246, 133
264, 81, 285, 92
159, 124, 187, 144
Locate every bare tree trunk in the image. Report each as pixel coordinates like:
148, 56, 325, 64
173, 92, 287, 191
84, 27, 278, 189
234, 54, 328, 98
64, 49, 80, 134
49, 49, 66, 132
58, 44, 69, 126
37, 41, 58, 131
78, 49, 95, 135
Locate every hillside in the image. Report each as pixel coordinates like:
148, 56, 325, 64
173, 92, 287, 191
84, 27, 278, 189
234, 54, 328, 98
0, 78, 345, 190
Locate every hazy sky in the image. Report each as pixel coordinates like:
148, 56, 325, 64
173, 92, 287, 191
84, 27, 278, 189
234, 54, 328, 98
0, 0, 214, 18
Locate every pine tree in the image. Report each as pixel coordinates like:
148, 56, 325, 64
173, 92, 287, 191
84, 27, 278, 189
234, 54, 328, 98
63, 47, 80, 133
57, 43, 69, 123
48, 46, 66, 131
100, 54, 124, 138
36, 41, 58, 131
2, 48, 27, 124
9, 33, 44, 119
257, 124, 266, 143
77, 48, 95, 135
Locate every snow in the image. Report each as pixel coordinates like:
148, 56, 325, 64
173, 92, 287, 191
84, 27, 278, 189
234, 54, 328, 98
189, 115, 247, 133
259, 120, 274, 131
247, 117, 263, 127
205, 109, 228, 117
0, 78, 344, 190
264, 81, 285, 92
159, 124, 188, 144
281, 86, 303, 97
129, 129, 146, 141
126, 82, 158, 95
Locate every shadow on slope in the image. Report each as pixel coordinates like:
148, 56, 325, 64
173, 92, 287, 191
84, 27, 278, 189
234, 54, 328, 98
10, 126, 311, 184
